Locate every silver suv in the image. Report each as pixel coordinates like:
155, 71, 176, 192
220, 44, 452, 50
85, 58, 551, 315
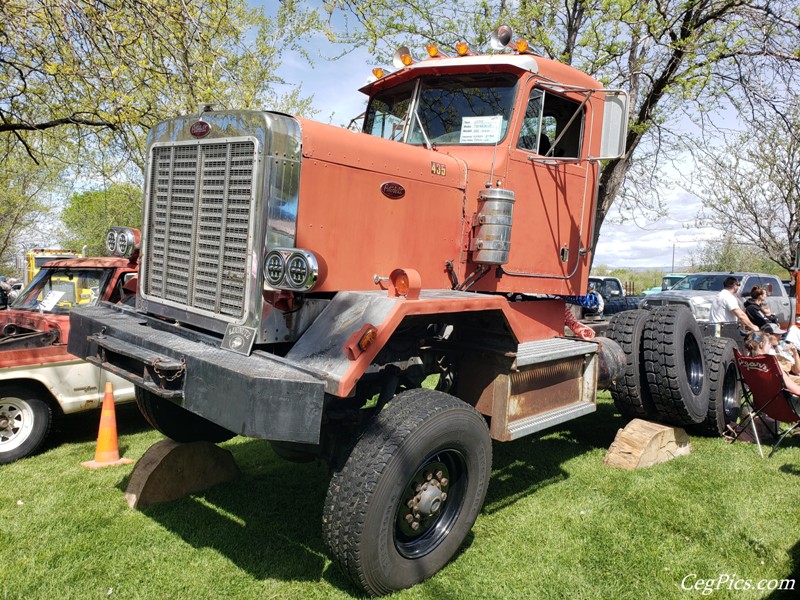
639, 272, 793, 324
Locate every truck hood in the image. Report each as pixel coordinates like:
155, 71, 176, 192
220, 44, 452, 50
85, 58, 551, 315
644, 290, 717, 303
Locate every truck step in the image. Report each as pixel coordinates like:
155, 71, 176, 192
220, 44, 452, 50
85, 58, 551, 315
515, 337, 597, 367
506, 401, 596, 440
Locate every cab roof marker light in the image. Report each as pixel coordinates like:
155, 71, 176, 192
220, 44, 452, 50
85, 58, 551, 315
515, 39, 530, 53
392, 46, 414, 69
455, 42, 471, 56
372, 67, 386, 79
425, 44, 449, 58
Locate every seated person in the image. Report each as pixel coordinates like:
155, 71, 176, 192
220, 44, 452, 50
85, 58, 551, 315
744, 286, 778, 328
743, 331, 800, 407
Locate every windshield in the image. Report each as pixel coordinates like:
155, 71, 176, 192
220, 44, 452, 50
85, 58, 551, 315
671, 274, 732, 292
11, 267, 114, 313
364, 73, 519, 146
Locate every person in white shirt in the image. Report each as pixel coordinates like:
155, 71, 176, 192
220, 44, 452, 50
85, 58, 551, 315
708, 276, 760, 332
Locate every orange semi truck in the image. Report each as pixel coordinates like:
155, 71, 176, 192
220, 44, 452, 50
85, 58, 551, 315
69, 29, 714, 595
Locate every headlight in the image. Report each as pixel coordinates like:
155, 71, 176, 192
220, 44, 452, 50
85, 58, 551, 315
263, 248, 319, 292
264, 252, 286, 287
689, 296, 712, 321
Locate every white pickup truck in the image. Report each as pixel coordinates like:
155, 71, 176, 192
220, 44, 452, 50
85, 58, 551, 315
639, 271, 794, 325
1, 232, 139, 463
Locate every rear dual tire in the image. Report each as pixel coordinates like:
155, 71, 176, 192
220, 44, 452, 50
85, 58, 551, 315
691, 337, 741, 436
606, 307, 710, 427
641, 306, 709, 425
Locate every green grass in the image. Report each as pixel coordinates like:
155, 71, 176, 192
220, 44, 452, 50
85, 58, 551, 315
2, 395, 799, 599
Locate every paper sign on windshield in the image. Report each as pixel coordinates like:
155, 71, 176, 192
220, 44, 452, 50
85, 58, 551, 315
39, 290, 65, 311
460, 116, 503, 144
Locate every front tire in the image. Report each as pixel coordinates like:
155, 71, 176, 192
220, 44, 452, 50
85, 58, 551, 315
0, 386, 52, 464
135, 387, 235, 443
322, 389, 491, 596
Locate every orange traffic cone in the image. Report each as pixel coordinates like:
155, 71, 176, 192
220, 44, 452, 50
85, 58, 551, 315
81, 382, 134, 469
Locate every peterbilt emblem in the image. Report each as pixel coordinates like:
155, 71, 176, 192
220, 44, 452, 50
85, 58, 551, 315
380, 182, 405, 199
190, 121, 210, 138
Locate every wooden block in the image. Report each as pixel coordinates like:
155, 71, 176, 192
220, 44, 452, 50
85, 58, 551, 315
125, 439, 240, 509
604, 418, 691, 470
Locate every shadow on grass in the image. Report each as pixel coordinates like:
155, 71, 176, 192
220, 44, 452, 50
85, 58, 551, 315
764, 536, 799, 598
125, 399, 625, 595
133, 438, 364, 595
485, 399, 625, 513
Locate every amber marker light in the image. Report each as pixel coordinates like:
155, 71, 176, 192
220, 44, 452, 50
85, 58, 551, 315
515, 39, 530, 53
455, 41, 470, 56
358, 326, 378, 352
425, 43, 440, 57
388, 268, 421, 300
394, 271, 410, 296
372, 67, 385, 79
344, 323, 379, 360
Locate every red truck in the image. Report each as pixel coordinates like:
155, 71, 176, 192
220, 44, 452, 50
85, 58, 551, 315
69, 28, 713, 595
0, 229, 139, 463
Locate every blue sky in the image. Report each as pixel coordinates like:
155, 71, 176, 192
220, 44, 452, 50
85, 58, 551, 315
270, 8, 721, 270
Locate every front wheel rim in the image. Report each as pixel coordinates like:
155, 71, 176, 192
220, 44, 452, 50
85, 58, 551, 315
0, 398, 34, 452
394, 448, 468, 559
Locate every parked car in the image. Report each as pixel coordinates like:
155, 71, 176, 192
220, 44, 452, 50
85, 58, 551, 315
582, 276, 625, 319
0, 228, 139, 463
639, 272, 793, 325
660, 273, 690, 290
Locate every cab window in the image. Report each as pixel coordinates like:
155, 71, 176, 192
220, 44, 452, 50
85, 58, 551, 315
518, 89, 584, 158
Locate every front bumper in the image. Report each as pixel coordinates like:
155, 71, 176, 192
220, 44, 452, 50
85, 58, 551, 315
68, 304, 326, 444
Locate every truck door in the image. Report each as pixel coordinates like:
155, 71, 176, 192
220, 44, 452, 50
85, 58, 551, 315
504, 84, 594, 295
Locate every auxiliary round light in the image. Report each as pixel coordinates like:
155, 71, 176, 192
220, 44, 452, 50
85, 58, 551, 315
455, 42, 470, 56
515, 39, 530, 53
105, 230, 118, 255
115, 230, 132, 256
264, 251, 286, 287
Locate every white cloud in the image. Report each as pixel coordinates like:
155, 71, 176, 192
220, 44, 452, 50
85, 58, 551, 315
594, 190, 724, 269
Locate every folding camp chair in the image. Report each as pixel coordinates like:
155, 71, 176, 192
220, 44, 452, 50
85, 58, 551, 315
731, 350, 800, 458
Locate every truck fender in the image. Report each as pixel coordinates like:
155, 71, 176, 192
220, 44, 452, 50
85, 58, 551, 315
285, 287, 563, 398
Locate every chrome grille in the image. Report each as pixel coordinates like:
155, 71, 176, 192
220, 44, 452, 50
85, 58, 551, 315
145, 139, 256, 320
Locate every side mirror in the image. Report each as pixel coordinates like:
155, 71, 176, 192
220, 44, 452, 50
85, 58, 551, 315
609, 290, 621, 297
591, 90, 628, 160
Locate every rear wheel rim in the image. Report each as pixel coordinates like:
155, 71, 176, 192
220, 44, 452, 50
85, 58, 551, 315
394, 449, 467, 559
0, 398, 34, 452
721, 363, 740, 423
683, 334, 704, 395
